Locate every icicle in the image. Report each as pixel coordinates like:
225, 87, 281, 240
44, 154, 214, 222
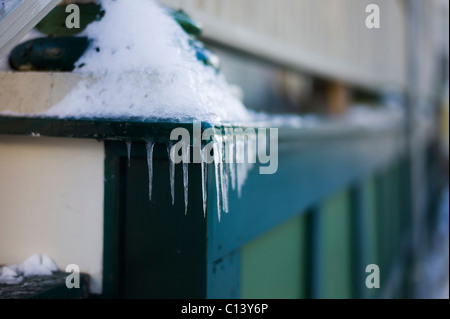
201, 150, 207, 218
236, 138, 244, 198
183, 162, 188, 215
213, 135, 222, 222
126, 140, 132, 168
220, 136, 229, 213
167, 144, 175, 205
182, 142, 189, 215
228, 135, 236, 191
146, 140, 155, 202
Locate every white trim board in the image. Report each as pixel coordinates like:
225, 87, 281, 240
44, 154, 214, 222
0, 0, 60, 59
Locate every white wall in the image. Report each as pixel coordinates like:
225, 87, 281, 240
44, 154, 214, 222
0, 135, 105, 294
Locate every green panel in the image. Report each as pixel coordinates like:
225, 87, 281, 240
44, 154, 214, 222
104, 141, 207, 299
364, 177, 379, 266
390, 163, 401, 254
320, 190, 352, 299
364, 176, 379, 299
376, 173, 389, 270
123, 145, 207, 299
241, 214, 308, 299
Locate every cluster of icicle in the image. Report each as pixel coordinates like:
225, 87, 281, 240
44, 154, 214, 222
126, 131, 256, 222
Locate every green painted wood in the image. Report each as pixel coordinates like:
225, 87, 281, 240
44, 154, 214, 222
208, 131, 406, 262
103, 144, 123, 298
364, 176, 379, 268
375, 172, 388, 272
0, 116, 410, 299
103, 141, 207, 299
36, 4, 104, 36
350, 182, 367, 299
0, 117, 212, 142
319, 190, 353, 299
309, 207, 323, 299
362, 176, 380, 299
207, 250, 241, 299
391, 163, 402, 254
241, 214, 308, 299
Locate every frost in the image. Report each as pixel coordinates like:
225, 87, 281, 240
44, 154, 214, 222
200, 150, 208, 217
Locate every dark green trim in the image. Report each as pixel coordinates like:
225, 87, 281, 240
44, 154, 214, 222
207, 250, 241, 299
103, 141, 208, 299
102, 143, 124, 298
0, 116, 212, 142
350, 182, 368, 299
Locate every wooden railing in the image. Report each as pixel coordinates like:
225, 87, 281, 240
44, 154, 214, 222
160, 0, 445, 98
160, 0, 408, 91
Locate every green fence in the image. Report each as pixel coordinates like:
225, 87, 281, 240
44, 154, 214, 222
0, 117, 428, 299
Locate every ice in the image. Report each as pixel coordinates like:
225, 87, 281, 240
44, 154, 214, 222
236, 139, 245, 198
0, 254, 59, 285
126, 140, 132, 168
183, 162, 188, 215
38, 0, 251, 124
167, 143, 175, 205
146, 140, 155, 201
182, 141, 190, 215
226, 133, 237, 191
220, 138, 229, 214
201, 150, 208, 217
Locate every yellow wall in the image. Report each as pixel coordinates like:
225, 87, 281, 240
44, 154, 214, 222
0, 135, 104, 293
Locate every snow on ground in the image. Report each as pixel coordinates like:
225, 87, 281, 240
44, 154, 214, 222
0, 254, 59, 285
43, 0, 251, 124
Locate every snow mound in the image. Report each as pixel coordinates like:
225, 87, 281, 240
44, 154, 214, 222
0, 254, 59, 285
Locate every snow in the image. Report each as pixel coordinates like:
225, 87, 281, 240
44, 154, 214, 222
40, 0, 251, 124
0, 254, 59, 285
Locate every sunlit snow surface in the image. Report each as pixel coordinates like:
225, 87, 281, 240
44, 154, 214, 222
44, 0, 251, 124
